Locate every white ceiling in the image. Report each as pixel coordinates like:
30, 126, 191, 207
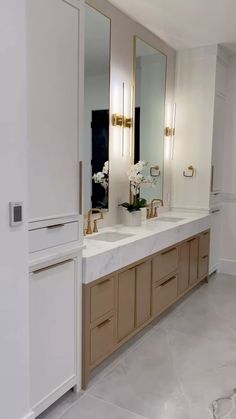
107, 0, 236, 50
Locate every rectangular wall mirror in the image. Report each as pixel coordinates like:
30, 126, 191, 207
84, 4, 111, 213
133, 37, 167, 202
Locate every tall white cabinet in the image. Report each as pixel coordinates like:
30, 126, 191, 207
173, 45, 228, 274
27, 0, 82, 225
27, 0, 84, 416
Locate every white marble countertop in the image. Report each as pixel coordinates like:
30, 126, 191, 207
82, 211, 210, 284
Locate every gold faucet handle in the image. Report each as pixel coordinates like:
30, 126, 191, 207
92, 209, 104, 233
93, 219, 98, 233
86, 219, 93, 235
146, 203, 151, 219
91, 208, 104, 219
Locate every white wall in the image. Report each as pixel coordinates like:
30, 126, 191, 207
0, 1, 31, 419
219, 55, 236, 274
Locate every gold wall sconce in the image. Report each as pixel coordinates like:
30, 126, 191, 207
124, 117, 133, 128
112, 114, 124, 127
165, 127, 175, 137
183, 165, 195, 177
112, 114, 133, 128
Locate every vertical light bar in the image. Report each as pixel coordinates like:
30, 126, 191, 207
122, 82, 125, 157
130, 84, 134, 159
171, 103, 176, 160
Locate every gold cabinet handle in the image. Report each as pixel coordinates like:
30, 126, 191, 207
97, 318, 111, 329
47, 223, 65, 230
32, 259, 73, 274
161, 247, 177, 256
155, 275, 176, 288
160, 275, 177, 287
97, 278, 111, 287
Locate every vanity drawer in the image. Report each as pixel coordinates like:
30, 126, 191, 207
29, 221, 78, 253
198, 255, 209, 278
152, 274, 178, 315
153, 247, 178, 281
90, 316, 114, 365
90, 277, 114, 323
199, 231, 210, 258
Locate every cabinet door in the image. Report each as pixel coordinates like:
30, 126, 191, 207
153, 247, 178, 282
211, 94, 226, 192
198, 231, 210, 278
189, 238, 198, 286
27, 0, 80, 221
178, 242, 190, 294
210, 210, 221, 273
30, 260, 75, 408
135, 261, 151, 328
152, 274, 178, 316
90, 276, 115, 323
117, 269, 135, 341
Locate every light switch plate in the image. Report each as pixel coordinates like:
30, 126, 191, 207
9, 202, 23, 226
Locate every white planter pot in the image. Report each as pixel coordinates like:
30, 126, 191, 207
122, 209, 142, 226
140, 207, 147, 221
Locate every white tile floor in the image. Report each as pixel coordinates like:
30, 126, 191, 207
39, 273, 236, 419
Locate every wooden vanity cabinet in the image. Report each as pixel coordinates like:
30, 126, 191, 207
198, 231, 210, 278
117, 268, 136, 341
153, 274, 178, 315
117, 260, 152, 341
90, 277, 114, 323
152, 247, 178, 315
178, 242, 190, 294
135, 260, 152, 328
189, 237, 199, 285
82, 229, 210, 389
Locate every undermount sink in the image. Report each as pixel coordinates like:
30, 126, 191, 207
153, 216, 186, 223
86, 231, 134, 242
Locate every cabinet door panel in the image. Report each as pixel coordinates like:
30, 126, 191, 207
90, 317, 114, 364
153, 247, 178, 282
210, 211, 221, 273
135, 261, 151, 328
30, 260, 75, 407
199, 256, 209, 278
178, 242, 190, 294
189, 238, 198, 286
199, 232, 210, 258
117, 269, 135, 341
153, 275, 178, 315
28, 0, 79, 220
90, 277, 114, 323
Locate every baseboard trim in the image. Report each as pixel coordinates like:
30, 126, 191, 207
21, 411, 35, 419
209, 264, 219, 275
219, 259, 236, 275
32, 375, 76, 417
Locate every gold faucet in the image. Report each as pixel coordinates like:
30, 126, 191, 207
85, 208, 104, 235
148, 198, 163, 219
92, 209, 104, 233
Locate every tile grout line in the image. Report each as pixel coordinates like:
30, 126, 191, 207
88, 393, 149, 419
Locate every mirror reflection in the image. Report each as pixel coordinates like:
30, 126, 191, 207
84, 5, 110, 212
134, 37, 166, 202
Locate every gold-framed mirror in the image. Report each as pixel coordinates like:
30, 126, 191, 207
133, 36, 167, 202
84, 3, 111, 213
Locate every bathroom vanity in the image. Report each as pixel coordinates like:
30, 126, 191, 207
82, 212, 210, 388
